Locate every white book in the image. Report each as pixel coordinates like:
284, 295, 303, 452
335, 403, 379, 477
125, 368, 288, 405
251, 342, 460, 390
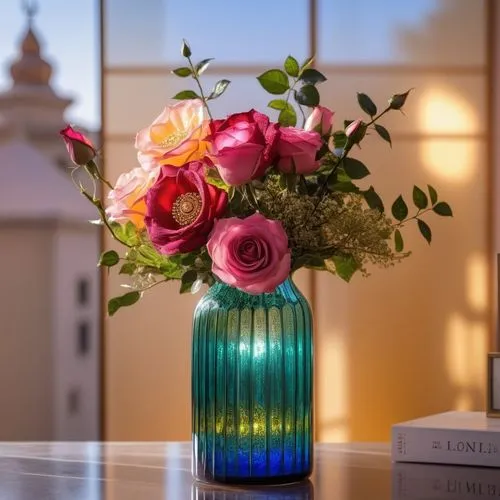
391, 411, 500, 467
393, 462, 500, 499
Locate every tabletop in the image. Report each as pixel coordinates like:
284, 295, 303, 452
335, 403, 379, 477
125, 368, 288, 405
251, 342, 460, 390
0, 441, 493, 499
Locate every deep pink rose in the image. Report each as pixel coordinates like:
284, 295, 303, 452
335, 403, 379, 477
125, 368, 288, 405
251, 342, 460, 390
59, 125, 96, 166
207, 213, 291, 294
304, 106, 334, 136
208, 110, 279, 186
275, 127, 322, 175
145, 161, 227, 255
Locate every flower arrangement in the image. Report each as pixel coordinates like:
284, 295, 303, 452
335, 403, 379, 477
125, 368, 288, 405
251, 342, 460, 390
60, 41, 452, 316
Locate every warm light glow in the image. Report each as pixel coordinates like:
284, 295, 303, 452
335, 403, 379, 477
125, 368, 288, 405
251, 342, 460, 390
418, 88, 478, 134
466, 252, 488, 313
455, 392, 474, 411
446, 313, 488, 409
446, 313, 469, 386
418, 87, 478, 183
317, 331, 348, 442
420, 140, 476, 183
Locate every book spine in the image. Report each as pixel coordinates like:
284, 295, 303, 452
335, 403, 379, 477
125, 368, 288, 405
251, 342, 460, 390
393, 462, 500, 500
391, 426, 500, 467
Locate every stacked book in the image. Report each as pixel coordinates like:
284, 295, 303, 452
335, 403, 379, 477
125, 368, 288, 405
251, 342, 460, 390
391, 412, 500, 499
391, 411, 500, 468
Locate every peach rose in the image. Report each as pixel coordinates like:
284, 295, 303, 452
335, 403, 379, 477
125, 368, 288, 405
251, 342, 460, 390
135, 99, 209, 170
106, 167, 160, 229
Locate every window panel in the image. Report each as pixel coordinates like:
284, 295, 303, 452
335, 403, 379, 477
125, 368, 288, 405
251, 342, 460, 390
105, 0, 310, 67
318, 0, 486, 66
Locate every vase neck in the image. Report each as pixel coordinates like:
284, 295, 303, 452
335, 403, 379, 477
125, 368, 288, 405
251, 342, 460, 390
205, 276, 304, 309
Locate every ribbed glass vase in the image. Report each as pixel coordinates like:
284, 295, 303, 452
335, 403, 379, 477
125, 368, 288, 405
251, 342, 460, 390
192, 277, 313, 485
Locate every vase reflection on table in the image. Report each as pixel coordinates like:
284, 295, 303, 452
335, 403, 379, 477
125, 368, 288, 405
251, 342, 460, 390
192, 277, 313, 484
191, 478, 314, 499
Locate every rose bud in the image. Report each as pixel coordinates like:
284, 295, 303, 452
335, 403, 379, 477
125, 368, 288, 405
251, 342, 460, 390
304, 106, 334, 136
345, 119, 366, 145
60, 125, 97, 166
388, 89, 413, 111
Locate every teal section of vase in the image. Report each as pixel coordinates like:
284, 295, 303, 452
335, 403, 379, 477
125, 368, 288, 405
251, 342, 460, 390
192, 277, 313, 484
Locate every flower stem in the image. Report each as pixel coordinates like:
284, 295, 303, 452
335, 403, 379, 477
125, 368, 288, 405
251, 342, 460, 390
187, 56, 213, 120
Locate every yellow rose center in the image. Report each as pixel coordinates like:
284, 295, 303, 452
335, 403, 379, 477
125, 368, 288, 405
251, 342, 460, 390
172, 192, 202, 226
157, 130, 189, 148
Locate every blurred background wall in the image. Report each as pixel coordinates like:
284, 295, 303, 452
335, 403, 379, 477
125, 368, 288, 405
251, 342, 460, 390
0, 0, 496, 442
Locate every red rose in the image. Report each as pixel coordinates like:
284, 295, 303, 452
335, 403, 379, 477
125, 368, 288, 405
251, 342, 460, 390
208, 110, 278, 186
145, 162, 227, 255
276, 127, 322, 175
59, 125, 96, 166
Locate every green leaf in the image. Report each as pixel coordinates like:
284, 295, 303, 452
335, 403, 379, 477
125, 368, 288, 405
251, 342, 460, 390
362, 186, 385, 212
428, 184, 438, 205
342, 157, 370, 179
205, 168, 229, 191
207, 79, 230, 100
180, 270, 198, 294
99, 250, 119, 267
293, 254, 325, 272
333, 131, 348, 149
268, 99, 289, 110
394, 229, 404, 252
299, 68, 327, 85
284, 55, 299, 77
392, 195, 408, 221
433, 201, 453, 217
119, 262, 137, 275
374, 124, 392, 147
257, 69, 289, 95
328, 180, 360, 193
300, 55, 315, 72
108, 291, 141, 317
181, 39, 191, 57
412, 185, 428, 209
417, 219, 432, 244
195, 58, 213, 76
111, 221, 141, 246
181, 252, 198, 266
294, 84, 320, 107
357, 92, 377, 116
172, 90, 200, 100
172, 67, 192, 77
329, 254, 359, 282
278, 107, 297, 127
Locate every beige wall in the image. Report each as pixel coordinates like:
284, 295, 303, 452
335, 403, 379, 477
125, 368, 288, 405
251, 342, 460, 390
0, 224, 53, 439
102, 0, 492, 442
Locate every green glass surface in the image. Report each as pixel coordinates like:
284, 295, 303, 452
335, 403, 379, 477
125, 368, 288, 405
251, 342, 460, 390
192, 277, 313, 484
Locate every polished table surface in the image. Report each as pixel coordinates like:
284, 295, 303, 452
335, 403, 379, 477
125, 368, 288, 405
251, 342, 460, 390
0, 441, 494, 499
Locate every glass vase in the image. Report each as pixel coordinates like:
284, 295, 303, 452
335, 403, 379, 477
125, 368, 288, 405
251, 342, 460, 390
192, 277, 313, 485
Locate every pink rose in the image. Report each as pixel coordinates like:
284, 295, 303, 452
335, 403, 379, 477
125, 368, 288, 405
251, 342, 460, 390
304, 106, 334, 136
275, 127, 322, 175
207, 213, 291, 294
59, 125, 96, 166
145, 161, 227, 255
208, 110, 279, 186
106, 166, 160, 229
